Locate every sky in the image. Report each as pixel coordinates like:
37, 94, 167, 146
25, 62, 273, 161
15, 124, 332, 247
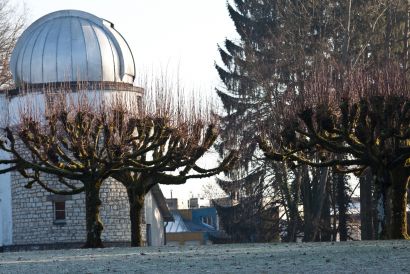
10, 0, 237, 205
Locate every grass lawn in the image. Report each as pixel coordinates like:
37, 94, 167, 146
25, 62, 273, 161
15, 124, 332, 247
0, 240, 409, 273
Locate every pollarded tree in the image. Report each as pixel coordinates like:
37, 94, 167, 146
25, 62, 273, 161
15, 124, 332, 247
0, 93, 146, 248
111, 115, 237, 246
0, 90, 237, 248
106, 75, 238, 247
258, 63, 410, 239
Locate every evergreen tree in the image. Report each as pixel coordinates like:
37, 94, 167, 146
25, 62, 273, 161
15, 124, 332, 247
216, 0, 410, 241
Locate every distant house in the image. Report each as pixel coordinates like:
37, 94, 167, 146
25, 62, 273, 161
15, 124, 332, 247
166, 198, 178, 211
144, 185, 174, 246
166, 207, 224, 245
187, 197, 210, 208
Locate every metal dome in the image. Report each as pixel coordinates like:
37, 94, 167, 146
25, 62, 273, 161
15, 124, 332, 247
10, 10, 136, 86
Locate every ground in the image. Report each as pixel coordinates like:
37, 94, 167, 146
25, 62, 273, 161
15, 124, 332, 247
0, 241, 409, 273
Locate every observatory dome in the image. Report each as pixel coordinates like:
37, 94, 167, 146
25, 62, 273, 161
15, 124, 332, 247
10, 10, 135, 87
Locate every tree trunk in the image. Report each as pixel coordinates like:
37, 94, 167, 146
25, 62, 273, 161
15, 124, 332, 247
286, 168, 302, 242
331, 178, 338, 241
375, 186, 388, 239
360, 171, 374, 240
321, 179, 332, 242
84, 182, 104, 248
301, 167, 314, 242
127, 187, 145, 247
311, 167, 329, 241
336, 173, 348, 241
372, 168, 390, 239
389, 168, 410, 239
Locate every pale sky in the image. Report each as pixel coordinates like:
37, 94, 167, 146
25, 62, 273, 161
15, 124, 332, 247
11, 0, 237, 205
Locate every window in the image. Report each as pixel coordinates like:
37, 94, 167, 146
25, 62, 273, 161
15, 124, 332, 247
54, 201, 66, 221
201, 216, 214, 227
47, 194, 71, 225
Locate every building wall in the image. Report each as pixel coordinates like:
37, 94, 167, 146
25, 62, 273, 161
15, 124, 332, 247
11, 171, 84, 245
5, 90, 142, 126
11, 173, 137, 245
0, 94, 13, 246
0, 150, 13, 246
191, 207, 218, 229
188, 197, 210, 209
9, 171, 167, 246
100, 178, 134, 242
144, 191, 165, 246
167, 232, 206, 246
1, 90, 168, 247
166, 198, 178, 210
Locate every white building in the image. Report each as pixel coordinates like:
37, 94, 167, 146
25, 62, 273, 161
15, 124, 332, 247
0, 10, 173, 249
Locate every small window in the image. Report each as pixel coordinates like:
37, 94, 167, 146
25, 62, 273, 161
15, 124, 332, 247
202, 216, 214, 227
54, 201, 66, 221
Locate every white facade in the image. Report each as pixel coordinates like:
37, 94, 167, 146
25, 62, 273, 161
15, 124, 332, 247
0, 93, 12, 247
0, 149, 13, 247
144, 190, 166, 246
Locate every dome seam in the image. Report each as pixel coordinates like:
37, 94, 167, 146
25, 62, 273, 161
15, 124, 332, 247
106, 31, 118, 82
55, 18, 64, 83
17, 30, 32, 85
28, 24, 47, 84
40, 20, 57, 84
78, 18, 89, 83
69, 17, 73, 83
89, 24, 103, 82
31, 24, 49, 85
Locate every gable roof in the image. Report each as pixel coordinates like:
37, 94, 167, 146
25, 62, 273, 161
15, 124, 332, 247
150, 184, 174, 222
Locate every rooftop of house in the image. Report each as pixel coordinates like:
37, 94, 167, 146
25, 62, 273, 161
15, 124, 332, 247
166, 207, 218, 233
151, 185, 174, 222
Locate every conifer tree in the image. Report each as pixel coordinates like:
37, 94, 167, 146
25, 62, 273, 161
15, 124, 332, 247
217, 0, 410, 241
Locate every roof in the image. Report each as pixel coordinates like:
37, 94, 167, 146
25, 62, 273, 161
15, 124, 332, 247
151, 184, 174, 222
166, 208, 218, 233
165, 211, 189, 233
10, 10, 135, 87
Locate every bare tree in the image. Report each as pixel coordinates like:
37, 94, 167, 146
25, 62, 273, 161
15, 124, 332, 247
111, 80, 237, 247
259, 63, 410, 240
0, 0, 25, 88
0, 92, 139, 248
201, 181, 226, 201
0, 87, 237, 248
